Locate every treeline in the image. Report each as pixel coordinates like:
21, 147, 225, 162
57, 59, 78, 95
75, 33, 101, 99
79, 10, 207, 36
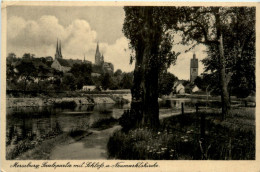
6, 53, 134, 93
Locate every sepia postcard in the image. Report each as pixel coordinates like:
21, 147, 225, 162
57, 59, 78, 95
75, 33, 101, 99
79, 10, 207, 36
1, 1, 260, 171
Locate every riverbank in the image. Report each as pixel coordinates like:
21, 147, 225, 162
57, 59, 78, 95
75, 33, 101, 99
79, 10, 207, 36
7, 94, 129, 108
8, 117, 121, 160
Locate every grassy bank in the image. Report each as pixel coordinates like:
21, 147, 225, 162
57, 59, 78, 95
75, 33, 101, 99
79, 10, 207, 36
107, 108, 255, 160
6, 127, 63, 160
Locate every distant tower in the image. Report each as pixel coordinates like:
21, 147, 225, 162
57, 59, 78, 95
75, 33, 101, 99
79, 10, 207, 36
95, 42, 101, 65
55, 39, 63, 59
190, 53, 198, 82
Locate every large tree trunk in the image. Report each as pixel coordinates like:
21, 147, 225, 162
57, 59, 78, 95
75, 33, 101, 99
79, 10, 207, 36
218, 34, 231, 120
130, 7, 160, 128
130, 39, 145, 127
140, 7, 160, 128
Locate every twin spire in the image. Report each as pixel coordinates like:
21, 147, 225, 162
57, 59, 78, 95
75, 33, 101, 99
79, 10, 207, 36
55, 39, 102, 63
55, 38, 63, 59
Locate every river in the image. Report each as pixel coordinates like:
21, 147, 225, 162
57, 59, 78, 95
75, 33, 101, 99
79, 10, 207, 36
6, 95, 228, 159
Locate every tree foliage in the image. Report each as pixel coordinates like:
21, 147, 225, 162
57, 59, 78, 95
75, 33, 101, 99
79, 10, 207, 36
163, 7, 255, 119
158, 72, 178, 96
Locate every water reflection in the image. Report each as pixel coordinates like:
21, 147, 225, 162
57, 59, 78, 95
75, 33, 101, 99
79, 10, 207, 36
6, 103, 129, 147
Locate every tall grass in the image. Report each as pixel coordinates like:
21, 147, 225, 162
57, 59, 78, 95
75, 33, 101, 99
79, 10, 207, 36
108, 108, 255, 160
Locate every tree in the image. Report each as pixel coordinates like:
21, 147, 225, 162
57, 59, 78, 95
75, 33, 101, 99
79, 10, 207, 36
7, 53, 16, 62
120, 72, 133, 89
101, 73, 111, 90
158, 72, 178, 96
123, 7, 178, 128
62, 73, 76, 91
114, 69, 123, 77
164, 7, 255, 119
22, 53, 32, 59
201, 7, 255, 98
15, 60, 37, 91
70, 63, 93, 90
37, 64, 51, 91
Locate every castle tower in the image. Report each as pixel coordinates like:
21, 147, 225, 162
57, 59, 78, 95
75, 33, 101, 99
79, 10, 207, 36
95, 42, 102, 65
55, 39, 63, 59
190, 53, 198, 82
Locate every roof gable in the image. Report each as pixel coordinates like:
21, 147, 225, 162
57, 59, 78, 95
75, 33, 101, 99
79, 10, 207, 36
56, 58, 71, 67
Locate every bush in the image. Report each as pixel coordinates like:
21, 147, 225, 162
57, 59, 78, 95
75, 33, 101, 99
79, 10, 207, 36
119, 109, 142, 132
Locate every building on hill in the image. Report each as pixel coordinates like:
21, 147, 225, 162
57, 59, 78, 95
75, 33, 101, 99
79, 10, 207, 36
95, 42, 104, 66
190, 53, 198, 82
51, 58, 71, 73
103, 62, 114, 74
51, 40, 92, 73
94, 42, 114, 74
92, 64, 104, 76
52, 39, 71, 72
67, 59, 82, 66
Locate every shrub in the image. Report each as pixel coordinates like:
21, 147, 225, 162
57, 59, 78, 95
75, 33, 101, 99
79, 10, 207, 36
119, 110, 141, 132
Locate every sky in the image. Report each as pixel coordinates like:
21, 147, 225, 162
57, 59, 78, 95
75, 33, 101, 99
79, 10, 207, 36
7, 6, 207, 80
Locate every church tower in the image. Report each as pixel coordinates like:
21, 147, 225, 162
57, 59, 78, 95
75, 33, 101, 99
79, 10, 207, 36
95, 42, 102, 65
190, 53, 198, 82
55, 39, 63, 59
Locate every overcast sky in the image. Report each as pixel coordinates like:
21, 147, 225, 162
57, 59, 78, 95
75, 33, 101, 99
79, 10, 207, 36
7, 6, 207, 80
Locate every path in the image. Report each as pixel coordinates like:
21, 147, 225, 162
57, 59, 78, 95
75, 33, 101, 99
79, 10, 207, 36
50, 125, 121, 160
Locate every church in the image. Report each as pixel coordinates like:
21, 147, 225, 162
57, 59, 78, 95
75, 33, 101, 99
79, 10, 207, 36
51, 39, 71, 73
51, 39, 114, 75
94, 42, 114, 74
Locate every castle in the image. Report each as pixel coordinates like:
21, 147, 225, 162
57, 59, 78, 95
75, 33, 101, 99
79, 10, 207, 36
190, 53, 198, 82
51, 39, 114, 74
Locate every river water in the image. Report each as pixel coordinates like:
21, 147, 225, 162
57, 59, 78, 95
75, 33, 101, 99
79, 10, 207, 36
6, 103, 130, 146
6, 95, 228, 159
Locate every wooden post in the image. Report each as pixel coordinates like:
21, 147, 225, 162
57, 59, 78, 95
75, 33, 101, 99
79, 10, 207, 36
196, 103, 199, 114
200, 112, 206, 159
245, 100, 247, 107
181, 102, 184, 115
200, 113, 205, 139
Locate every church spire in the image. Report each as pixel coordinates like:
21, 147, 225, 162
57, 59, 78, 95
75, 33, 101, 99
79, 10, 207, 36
96, 41, 100, 54
59, 39, 62, 58
56, 38, 59, 54
95, 41, 101, 65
